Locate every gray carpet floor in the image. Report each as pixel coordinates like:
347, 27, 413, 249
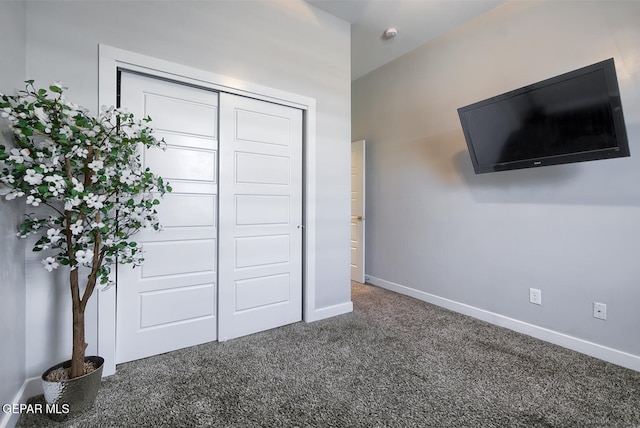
18, 282, 640, 427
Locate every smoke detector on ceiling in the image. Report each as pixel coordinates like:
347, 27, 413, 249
381, 27, 398, 40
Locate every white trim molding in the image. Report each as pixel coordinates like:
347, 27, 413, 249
0, 377, 42, 428
366, 275, 640, 372
97, 44, 318, 377
306, 301, 354, 323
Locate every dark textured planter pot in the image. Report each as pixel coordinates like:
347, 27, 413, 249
41, 356, 104, 421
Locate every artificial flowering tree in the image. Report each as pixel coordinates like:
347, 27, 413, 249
0, 81, 171, 379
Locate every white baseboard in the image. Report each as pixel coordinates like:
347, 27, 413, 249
0, 377, 42, 428
306, 301, 353, 322
366, 275, 640, 372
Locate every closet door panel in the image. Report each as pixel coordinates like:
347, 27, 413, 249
218, 93, 303, 341
116, 72, 219, 364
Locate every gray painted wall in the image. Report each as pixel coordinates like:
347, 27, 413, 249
0, 0, 27, 415
18, 0, 351, 379
353, 1, 640, 359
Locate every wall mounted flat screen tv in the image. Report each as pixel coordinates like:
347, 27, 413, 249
457, 59, 630, 174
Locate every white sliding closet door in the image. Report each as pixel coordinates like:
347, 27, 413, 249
116, 73, 303, 362
116, 72, 219, 363
218, 93, 303, 341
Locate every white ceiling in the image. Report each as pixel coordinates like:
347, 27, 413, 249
306, 0, 507, 80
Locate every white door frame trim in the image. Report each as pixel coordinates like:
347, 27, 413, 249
97, 44, 317, 376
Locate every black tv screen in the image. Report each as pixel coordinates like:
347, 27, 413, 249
458, 58, 630, 174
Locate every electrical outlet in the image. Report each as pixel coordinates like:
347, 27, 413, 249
529, 288, 542, 305
593, 302, 607, 320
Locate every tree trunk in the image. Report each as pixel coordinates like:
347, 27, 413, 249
70, 268, 86, 379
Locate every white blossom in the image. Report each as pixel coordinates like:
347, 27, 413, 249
42, 257, 59, 272
1, 174, 15, 184
64, 196, 81, 211
75, 249, 93, 265
26, 195, 41, 206
71, 177, 84, 193
8, 148, 31, 164
87, 159, 103, 172
47, 228, 62, 244
119, 169, 136, 186
5, 190, 24, 200
60, 125, 72, 138
33, 107, 49, 125
91, 221, 105, 230
39, 163, 53, 174
84, 193, 106, 210
130, 206, 145, 222
24, 169, 44, 185
70, 220, 83, 235
68, 145, 89, 159
44, 174, 66, 196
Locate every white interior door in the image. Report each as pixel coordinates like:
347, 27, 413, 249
218, 93, 303, 341
116, 72, 219, 363
351, 140, 366, 283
